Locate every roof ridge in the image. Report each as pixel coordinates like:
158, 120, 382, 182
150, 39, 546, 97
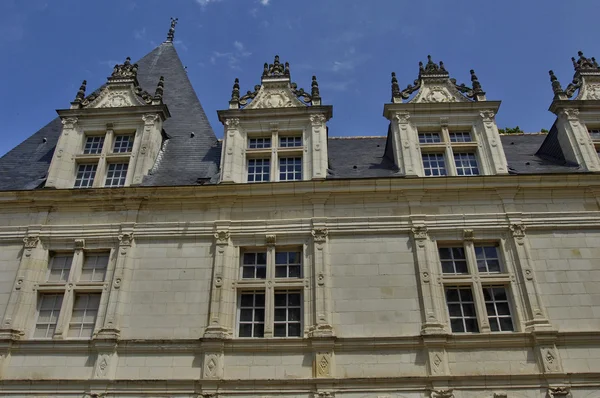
329, 136, 386, 140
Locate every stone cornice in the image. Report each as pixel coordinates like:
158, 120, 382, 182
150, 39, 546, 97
1, 173, 599, 207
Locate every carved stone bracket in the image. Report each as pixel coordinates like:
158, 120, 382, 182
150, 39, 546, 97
142, 113, 160, 126
225, 118, 240, 129
510, 223, 526, 241
430, 389, 454, 398
22, 236, 39, 257
265, 234, 276, 246
463, 229, 474, 241
479, 110, 495, 122
411, 226, 428, 248
559, 108, 580, 121
214, 231, 230, 245
118, 233, 133, 247
61, 117, 78, 130
547, 387, 571, 398
394, 112, 411, 124
74, 238, 85, 250
312, 228, 328, 243
309, 114, 326, 126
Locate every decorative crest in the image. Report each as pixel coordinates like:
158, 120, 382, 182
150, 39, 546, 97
262, 55, 290, 78
552, 51, 600, 101
166, 17, 178, 43
229, 56, 323, 109
572, 50, 599, 73
111, 57, 138, 80
392, 55, 486, 103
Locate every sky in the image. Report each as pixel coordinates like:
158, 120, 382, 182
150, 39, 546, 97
1, 0, 599, 157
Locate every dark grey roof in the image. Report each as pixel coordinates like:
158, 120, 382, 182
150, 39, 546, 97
328, 137, 397, 179
501, 134, 581, 174
0, 42, 219, 190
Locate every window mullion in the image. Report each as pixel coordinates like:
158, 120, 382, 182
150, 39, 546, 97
53, 288, 74, 339
70, 247, 85, 284
264, 244, 276, 337
271, 130, 278, 182
464, 241, 489, 332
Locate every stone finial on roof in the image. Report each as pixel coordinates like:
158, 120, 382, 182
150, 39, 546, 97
419, 55, 448, 77
391, 72, 401, 100
231, 78, 240, 102
549, 70, 567, 100
262, 55, 290, 78
572, 50, 599, 72
154, 76, 165, 100
470, 69, 486, 101
311, 76, 321, 105
74, 80, 87, 103
111, 57, 138, 79
166, 17, 178, 43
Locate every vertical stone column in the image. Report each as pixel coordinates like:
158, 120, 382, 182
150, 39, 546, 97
46, 117, 81, 189
204, 224, 234, 339
131, 113, 162, 185
1, 235, 47, 336
308, 224, 334, 337
390, 112, 419, 176
475, 110, 509, 175
309, 114, 328, 180
508, 224, 552, 331
97, 231, 134, 337
410, 226, 445, 334
53, 239, 85, 339
220, 118, 241, 183
556, 108, 600, 171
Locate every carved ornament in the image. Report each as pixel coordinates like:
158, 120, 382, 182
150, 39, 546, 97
480, 110, 496, 122
225, 118, 240, 129
394, 112, 410, 124
411, 226, 428, 240
315, 352, 332, 377
547, 387, 570, 398
310, 114, 326, 126
430, 389, 454, 398
265, 234, 276, 246
23, 236, 39, 249
214, 230, 230, 245
463, 229, 474, 241
142, 113, 160, 126
312, 228, 328, 243
74, 239, 85, 250
118, 233, 133, 246
559, 108, 579, 121
203, 352, 223, 379
61, 117, 78, 130
510, 224, 526, 245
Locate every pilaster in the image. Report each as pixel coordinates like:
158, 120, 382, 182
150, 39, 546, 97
422, 334, 450, 376
390, 112, 419, 176
97, 229, 134, 336
311, 337, 335, 378
410, 225, 446, 334
202, 340, 225, 380
131, 113, 164, 185
309, 114, 328, 180
0, 234, 47, 337
532, 330, 564, 375
508, 223, 553, 331
220, 118, 241, 184
475, 110, 509, 175
204, 223, 234, 339
45, 117, 81, 189
307, 221, 334, 337
91, 338, 118, 380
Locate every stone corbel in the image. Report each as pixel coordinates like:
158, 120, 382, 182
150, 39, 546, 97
547, 387, 571, 398
202, 341, 225, 379
430, 389, 454, 398
91, 339, 118, 380
22, 236, 39, 257
265, 234, 276, 246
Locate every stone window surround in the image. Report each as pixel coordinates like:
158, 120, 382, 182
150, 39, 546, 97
235, 244, 307, 338
27, 244, 116, 340
245, 129, 304, 183
418, 125, 481, 177
74, 127, 135, 188
436, 238, 519, 334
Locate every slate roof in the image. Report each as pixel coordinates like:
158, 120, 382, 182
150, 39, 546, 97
0, 41, 585, 191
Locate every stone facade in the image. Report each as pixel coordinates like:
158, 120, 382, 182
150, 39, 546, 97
0, 27, 599, 398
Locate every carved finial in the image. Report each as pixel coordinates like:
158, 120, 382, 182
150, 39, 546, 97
419, 61, 424, 72
74, 80, 87, 102
391, 72, 401, 99
262, 55, 289, 78
231, 78, 240, 101
311, 75, 320, 100
154, 76, 164, 99
572, 50, 600, 72
419, 55, 449, 77
439, 60, 446, 72
166, 17, 178, 42
263, 62, 269, 77
470, 69, 484, 94
571, 56, 578, 69
111, 57, 138, 79
284, 62, 290, 77
549, 70, 566, 99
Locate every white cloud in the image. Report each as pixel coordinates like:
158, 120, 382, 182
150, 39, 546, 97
260, 0, 270, 5
210, 41, 251, 70
133, 27, 146, 40
195, 0, 222, 7
233, 41, 244, 51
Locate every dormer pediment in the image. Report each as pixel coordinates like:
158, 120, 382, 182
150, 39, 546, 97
391, 55, 487, 104
71, 57, 165, 111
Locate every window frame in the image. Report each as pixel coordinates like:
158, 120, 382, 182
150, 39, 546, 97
245, 131, 304, 183
437, 239, 518, 334
74, 163, 98, 188
104, 162, 129, 187
417, 126, 482, 177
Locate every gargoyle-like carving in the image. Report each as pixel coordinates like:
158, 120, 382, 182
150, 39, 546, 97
265, 234, 276, 246
74, 239, 85, 250
430, 389, 454, 398
547, 387, 570, 398
312, 228, 328, 243
411, 226, 428, 240
214, 230, 230, 245
118, 233, 133, 246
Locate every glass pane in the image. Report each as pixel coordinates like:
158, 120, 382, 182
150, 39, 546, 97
256, 253, 267, 265
288, 308, 301, 321
274, 309, 286, 322
484, 246, 498, 258
464, 318, 479, 332
243, 253, 255, 265
448, 304, 462, 317
462, 303, 476, 317
288, 323, 301, 337
274, 324, 286, 337
239, 324, 252, 337
459, 289, 473, 301
254, 294, 265, 307
288, 293, 301, 306
441, 262, 454, 274
274, 294, 286, 307
489, 318, 500, 332
242, 267, 254, 279
455, 261, 468, 274
80, 325, 94, 338
474, 246, 484, 258
486, 303, 497, 316
289, 266, 301, 278
240, 294, 254, 307
452, 247, 466, 259
450, 319, 464, 333
496, 303, 511, 316
445, 289, 459, 302
487, 260, 501, 273
34, 325, 50, 338
493, 288, 507, 301
70, 310, 84, 324
482, 287, 492, 301
256, 266, 266, 279
253, 323, 264, 337
254, 309, 265, 322
240, 309, 253, 322
275, 252, 287, 265
499, 317, 514, 331
438, 248, 451, 259
477, 260, 487, 272
275, 266, 287, 278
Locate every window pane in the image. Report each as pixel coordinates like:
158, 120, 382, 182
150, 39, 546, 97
445, 287, 478, 334
241, 252, 267, 279
273, 291, 302, 338
439, 246, 468, 275
113, 135, 134, 153
74, 164, 97, 188
238, 292, 265, 338
48, 254, 73, 282
279, 136, 302, 147
105, 163, 128, 187
248, 159, 270, 182
422, 153, 446, 176
68, 293, 100, 338
475, 245, 502, 273
418, 132, 441, 144
35, 294, 63, 339
81, 253, 109, 282
454, 152, 479, 176
248, 137, 271, 149
482, 286, 514, 332
279, 157, 302, 181
449, 132, 472, 142
83, 136, 104, 154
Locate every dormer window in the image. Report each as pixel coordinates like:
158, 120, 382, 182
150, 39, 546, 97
247, 159, 270, 183
418, 132, 441, 144
105, 163, 129, 187
449, 131, 472, 143
588, 128, 600, 156
279, 136, 302, 147
74, 164, 97, 188
113, 135, 134, 153
246, 131, 304, 183
418, 127, 479, 177
249, 137, 271, 149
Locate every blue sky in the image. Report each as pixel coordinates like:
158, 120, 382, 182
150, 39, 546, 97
1, 0, 599, 157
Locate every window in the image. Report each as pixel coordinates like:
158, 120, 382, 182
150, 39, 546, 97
48, 254, 73, 282
417, 127, 480, 176
67, 293, 101, 338
249, 137, 271, 149
237, 247, 304, 338
74, 164, 97, 188
34, 294, 63, 338
247, 159, 270, 183
419, 132, 441, 144
34, 251, 108, 339
438, 242, 515, 333
246, 132, 304, 182
81, 253, 109, 282
454, 153, 479, 176
279, 157, 302, 181
422, 153, 447, 176
588, 128, 600, 140
242, 252, 267, 279
449, 131, 472, 143
274, 291, 302, 337
83, 136, 104, 155
279, 136, 302, 147
105, 163, 128, 187
113, 135, 134, 153
445, 287, 478, 333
